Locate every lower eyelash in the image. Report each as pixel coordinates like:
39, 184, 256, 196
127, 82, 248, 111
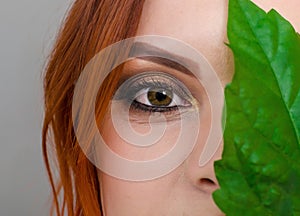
130, 100, 180, 114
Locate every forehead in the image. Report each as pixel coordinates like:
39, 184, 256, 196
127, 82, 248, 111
136, 0, 233, 84
136, 0, 300, 84
137, 0, 228, 41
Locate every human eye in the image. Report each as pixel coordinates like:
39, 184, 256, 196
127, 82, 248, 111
114, 71, 198, 115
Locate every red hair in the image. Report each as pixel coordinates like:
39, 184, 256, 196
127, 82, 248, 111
42, 0, 145, 215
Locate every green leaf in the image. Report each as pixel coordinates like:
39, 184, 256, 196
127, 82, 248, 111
213, 0, 300, 215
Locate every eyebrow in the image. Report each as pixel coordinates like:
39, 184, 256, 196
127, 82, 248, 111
129, 42, 199, 76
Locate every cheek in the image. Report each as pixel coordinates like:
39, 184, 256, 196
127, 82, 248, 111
98, 170, 183, 215
96, 93, 222, 215
99, 98, 211, 163
98, 118, 184, 215
100, 115, 181, 161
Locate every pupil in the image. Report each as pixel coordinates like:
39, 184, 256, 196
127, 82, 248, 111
147, 88, 173, 106
156, 91, 167, 102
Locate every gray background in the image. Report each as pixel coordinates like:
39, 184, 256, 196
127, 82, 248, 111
0, 0, 71, 215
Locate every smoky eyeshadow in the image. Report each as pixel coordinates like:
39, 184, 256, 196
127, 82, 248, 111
113, 71, 194, 108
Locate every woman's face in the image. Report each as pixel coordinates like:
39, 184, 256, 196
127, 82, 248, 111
97, 0, 299, 215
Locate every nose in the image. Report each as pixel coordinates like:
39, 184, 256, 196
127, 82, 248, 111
184, 139, 223, 194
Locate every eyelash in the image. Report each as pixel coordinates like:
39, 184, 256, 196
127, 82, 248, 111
114, 72, 195, 114
130, 98, 180, 113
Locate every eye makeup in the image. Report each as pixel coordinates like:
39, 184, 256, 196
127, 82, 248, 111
112, 57, 204, 121
114, 71, 196, 114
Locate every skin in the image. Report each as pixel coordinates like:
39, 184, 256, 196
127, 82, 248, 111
97, 1, 299, 215
254, 0, 300, 32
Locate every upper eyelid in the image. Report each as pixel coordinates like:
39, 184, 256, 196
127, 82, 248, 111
122, 72, 191, 95
120, 59, 203, 98
120, 57, 196, 84
116, 61, 204, 106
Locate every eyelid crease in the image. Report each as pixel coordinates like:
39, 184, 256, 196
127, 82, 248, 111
119, 58, 197, 89
115, 63, 204, 110
116, 71, 194, 100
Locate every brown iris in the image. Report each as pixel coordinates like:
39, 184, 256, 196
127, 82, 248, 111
147, 88, 173, 106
